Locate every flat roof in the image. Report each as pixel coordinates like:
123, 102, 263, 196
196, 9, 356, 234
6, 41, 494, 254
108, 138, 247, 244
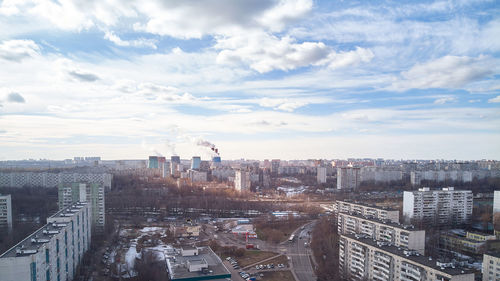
0, 202, 87, 258
339, 212, 421, 231
167, 247, 231, 281
342, 234, 474, 276
485, 252, 500, 259
337, 200, 398, 211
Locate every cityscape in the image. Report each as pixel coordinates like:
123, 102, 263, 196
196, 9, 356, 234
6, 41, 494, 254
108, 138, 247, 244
0, 1, 499, 281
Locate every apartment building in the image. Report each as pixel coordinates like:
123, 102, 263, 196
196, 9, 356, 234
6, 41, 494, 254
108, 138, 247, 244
335, 200, 400, 223
234, 170, 251, 192
58, 182, 105, 232
0, 194, 13, 232
440, 230, 496, 255
0, 201, 91, 281
403, 187, 473, 225
338, 212, 425, 254
339, 234, 474, 281
483, 252, 500, 281
0, 171, 112, 191
337, 167, 361, 190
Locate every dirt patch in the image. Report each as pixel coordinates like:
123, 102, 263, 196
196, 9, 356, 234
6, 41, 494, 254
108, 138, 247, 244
235, 250, 278, 267
260, 270, 295, 281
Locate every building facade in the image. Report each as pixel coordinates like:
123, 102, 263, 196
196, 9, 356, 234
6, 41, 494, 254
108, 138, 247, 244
337, 167, 361, 190
338, 212, 425, 254
339, 234, 474, 281
360, 167, 403, 183
58, 182, 105, 232
403, 187, 473, 225
0, 171, 112, 191
0, 202, 91, 281
234, 170, 251, 192
191, 156, 201, 170
317, 167, 327, 184
483, 252, 500, 281
0, 194, 13, 232
335, 200, 400, 223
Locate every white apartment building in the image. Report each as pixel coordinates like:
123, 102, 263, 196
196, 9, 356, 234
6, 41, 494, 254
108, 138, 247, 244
338, 212, 425, 254
483, 252, 500, 281
234, 170, 251, 192
317, 167, 327, 184
494, 190, 500, 216
0, 194, 13, 231
58, 182, 105, 233
339, 234, 475, 281
337, 167, 361, 190
335, 200, 400, 223
0, 171, 112, 191
410, 170, 485, 186
403, 187, 473, 225
360, 167, 402, 183
0, 201, 91, 281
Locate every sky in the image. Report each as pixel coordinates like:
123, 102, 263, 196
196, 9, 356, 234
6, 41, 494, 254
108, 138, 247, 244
0, 0, 499, 161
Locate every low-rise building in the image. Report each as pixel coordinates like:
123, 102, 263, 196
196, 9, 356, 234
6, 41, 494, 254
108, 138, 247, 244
169, 224, 201, 237
166, 246, 231, 281
483, 252, 500, 281
339, 234, 475, 281
0, 201, 91, 281
440, 230, 496, 255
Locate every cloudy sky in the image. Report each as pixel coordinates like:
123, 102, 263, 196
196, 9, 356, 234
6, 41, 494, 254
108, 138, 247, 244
0, 0, 499, 160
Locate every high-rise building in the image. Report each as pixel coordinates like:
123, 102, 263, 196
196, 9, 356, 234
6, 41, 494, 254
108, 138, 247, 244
0, 201, 91, 281
58, 183, 105, 232
0, 194, 12, 232
335, 200, 400, 223
317, 167, 327, 184
271, 159, 280, 175
339, 234, 474, 281
337, 167, 361, 190
483, 252, 500, 281
494, 190, 500, 236
148, 156, 159, 169
191, 156, 201, 170
338, 212, 425, 254
0, 171, 112, 191
403, 187, 473, 225
234, 170, 251, 192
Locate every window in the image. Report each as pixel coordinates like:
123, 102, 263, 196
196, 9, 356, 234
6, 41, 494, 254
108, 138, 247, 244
45, 249, 50, 263
46, 269, 50, 281
30, 262, 37, 281
65, 231, 67, 245
56, 239, 59, 253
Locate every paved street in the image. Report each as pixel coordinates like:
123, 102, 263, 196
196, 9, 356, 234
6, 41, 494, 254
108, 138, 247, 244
286, 221, 317, 281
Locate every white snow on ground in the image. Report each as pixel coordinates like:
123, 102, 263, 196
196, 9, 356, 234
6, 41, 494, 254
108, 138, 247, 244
140, 227, 163, 233
125, 245, 140, 270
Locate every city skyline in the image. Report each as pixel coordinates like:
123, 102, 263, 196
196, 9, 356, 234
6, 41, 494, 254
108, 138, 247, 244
0, 0, 499, 160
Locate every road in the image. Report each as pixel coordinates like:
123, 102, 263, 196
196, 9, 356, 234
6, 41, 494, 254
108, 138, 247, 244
286, 221, 316, 281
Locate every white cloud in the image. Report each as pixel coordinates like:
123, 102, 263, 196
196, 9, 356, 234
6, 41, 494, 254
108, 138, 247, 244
0, 39, 40, 62
393, 55, 494, 90
433, 97, 456, 105
488, 95, 500, 103
103, 30, 157, 49
258, 97, 308, 112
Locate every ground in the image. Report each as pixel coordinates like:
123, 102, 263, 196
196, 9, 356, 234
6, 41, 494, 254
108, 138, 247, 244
235, 250, 279, 267
260, 254, 289, 267
260, 270, 295, 281
255, 219, 310, 243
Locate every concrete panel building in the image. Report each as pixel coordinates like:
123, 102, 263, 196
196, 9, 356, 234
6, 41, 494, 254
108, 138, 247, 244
483, 252, 500, 281
360, 167, 403, 183
0, 201, 91, 281
234, 170, 251, 192
337, 167, 361, 190
338, 212, 425, 254
317, 167, 327, 184
58, 182, 105, 233
0, 171, 112, 191
335, 200, 400, 223
403, 187, 473, 225
339, 234, 474, 281
0, 194, 13, 232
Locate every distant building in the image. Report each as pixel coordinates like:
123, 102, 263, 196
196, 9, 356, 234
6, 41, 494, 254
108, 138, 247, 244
403, 187, 473, 225
187, 170, 207, 182
0, 202, 91, 281
0, 171, 112, 191
494, 191, 500, 237
166, 246, 231, 281
0, 194, 12, 232
335, 200, 400, 223
360, 166, 402, 183
483, 252, 500, 281
271, 159, 280, 175
409, 170, 486, 186
337, 167, 361, 190
339, 234, 474, 281
440, 230, 496, 255
317, 167, 327, 184
58, 182, 105, 232
234, 170, 251, 192
191, 156, 201, 170
148, 156, 159, 169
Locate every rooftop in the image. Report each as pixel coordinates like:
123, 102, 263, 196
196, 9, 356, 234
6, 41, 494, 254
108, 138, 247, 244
342, 234, 474, 276
339, 212, 421, 231
337, 200, 398, 211
166, 246, 231, 281
0, 202, 88, 258
485, 251, 500, 259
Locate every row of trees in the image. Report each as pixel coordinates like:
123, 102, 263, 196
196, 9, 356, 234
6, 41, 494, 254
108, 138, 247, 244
311, 216, 343, 281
